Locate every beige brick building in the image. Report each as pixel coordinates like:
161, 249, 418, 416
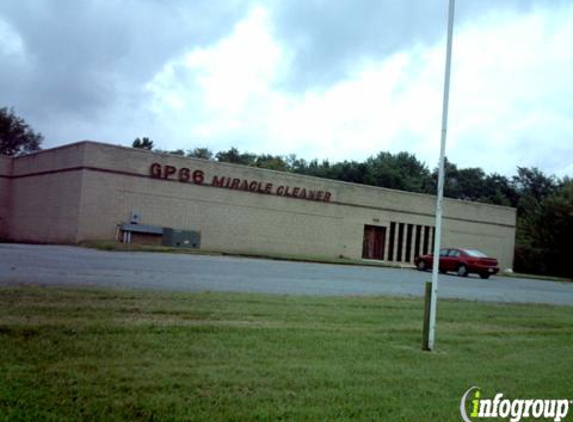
0, 141, 516, 269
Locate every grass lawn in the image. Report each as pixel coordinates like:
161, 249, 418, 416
1, 286, 572, 421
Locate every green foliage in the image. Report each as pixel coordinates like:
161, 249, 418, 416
132, 137, 154, 150
513, 167, 557, 205
187, 147, 214, 160
329, 160, 369, 184
254, 154, 289, 171
514, 177, 572, 277
0, 107, 43, 156
428, 159, 514, 204
482, 173, 518, 207
216, 147, 257, 165
365, 151, 431, 192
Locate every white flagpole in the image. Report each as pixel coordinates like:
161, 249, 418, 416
428, 0, 456, 351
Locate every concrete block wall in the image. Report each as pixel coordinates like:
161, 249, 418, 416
4, 144, 85, 243
76, 169, 346, 258
0, 156, 13, 239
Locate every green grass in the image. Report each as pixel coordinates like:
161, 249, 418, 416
1, 286, 572, 421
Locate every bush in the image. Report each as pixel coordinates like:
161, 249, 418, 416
514, 246, 570, 278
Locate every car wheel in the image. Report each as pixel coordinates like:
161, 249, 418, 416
417, 260, 426, 271
480, 273, 490, 279
457, 265, 468, 277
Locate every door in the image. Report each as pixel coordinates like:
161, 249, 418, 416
438, 248, 450, 271
444, 249, 461, 271
362, 225, 386, 260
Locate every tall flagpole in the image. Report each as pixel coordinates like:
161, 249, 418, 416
428, 0, 456, 351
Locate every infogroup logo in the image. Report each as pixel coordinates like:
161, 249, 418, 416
460, 387, 571, 422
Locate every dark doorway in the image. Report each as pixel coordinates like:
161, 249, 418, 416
387, 222, 396, 261
362, 225, 386, 260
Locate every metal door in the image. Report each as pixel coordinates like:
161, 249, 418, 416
362, 225, 386, 260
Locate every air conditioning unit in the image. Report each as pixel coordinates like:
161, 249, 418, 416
162, 228, 201, 249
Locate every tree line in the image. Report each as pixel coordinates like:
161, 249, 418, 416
134, 138, 572, 278
0, 107, 569, 278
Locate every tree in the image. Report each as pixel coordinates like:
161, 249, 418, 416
481, 173, 518, 207
216, 147, 256, 165
329, 160, 368, 184
0, 107, 43, 156
254, 154, 289, 171
511, 166, 555, 212
285, 154, 308, 173
514, 177, 572, 277
132, 137, 154, 150
513, 166, 557, 205
304, 158, 333, 179
365, 151, 431, 193
187, 148, 214, 160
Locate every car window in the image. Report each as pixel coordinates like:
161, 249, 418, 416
448, 250, 460, 257
464, 249, 488, 258
439, 249, 449, 257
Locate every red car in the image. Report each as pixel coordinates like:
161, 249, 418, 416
414, 248, 499, 279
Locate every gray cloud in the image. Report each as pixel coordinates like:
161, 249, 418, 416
270, 0, 442, 90
269, 0, 565, 91
0, 0, 250, 142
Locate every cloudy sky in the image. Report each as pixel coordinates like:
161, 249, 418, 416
1, 0, 572, 177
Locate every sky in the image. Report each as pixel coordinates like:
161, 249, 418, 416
1, 0, 572, 178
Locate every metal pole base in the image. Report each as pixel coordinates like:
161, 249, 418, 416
422, 281, 433, 351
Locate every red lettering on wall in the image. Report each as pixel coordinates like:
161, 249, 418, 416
193, 170, 205, 184
150, 163, 162, 178
164, 165, 176, 179
149, 163, 333, 202
179, 168, 190, 182
212, 175, 225, 187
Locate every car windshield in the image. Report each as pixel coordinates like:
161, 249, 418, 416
464, 249, 488, 258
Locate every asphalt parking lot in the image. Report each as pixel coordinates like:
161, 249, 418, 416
0, 244, 572, 305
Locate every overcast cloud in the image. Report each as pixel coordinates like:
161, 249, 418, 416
1, 0, 571, 177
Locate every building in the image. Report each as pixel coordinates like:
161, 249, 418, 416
0, 141, 516, 269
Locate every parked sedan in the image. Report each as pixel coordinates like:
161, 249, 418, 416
414, 248, 499, 279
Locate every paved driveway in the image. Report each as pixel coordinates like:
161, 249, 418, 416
0, 244, 572, 305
